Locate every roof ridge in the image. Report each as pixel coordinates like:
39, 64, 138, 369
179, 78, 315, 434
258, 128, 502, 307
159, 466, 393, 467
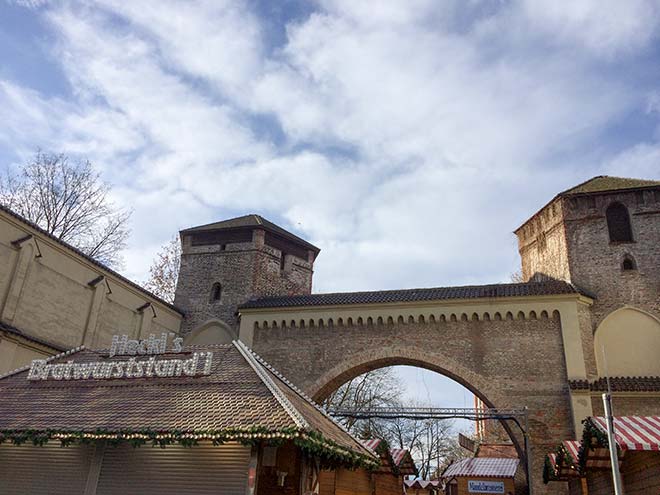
0, 345, 86, 380
235, 340, 376, 456
249, 279, 570, 299
0, 204, 183, 315
233, 340, 308, 429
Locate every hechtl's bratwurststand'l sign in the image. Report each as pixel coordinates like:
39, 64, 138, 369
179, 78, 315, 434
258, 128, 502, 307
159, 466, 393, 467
26, 333, 213, 381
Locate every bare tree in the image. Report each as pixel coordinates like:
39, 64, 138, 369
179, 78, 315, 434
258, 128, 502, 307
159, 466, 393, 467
0, 151, 131, 268
510, 269, 525, 283
322, 368, 401, 432
323, 369, 464, 479
143, 236, 181, 303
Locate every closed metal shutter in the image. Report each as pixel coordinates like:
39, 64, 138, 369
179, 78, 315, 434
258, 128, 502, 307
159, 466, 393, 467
96, 441, 250, 495
0, 443, 94, 495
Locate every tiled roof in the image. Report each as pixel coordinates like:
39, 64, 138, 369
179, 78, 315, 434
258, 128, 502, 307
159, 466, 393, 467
561, 176, 660, 196
0, 342, 374, 461
569, 376, 660, 392
181, 214, 320, 253
442, 457, 519, 479
240, 279, 582, 309
0, 203, 183, 315
404, 480, 440, 488
0, 320, 66, 352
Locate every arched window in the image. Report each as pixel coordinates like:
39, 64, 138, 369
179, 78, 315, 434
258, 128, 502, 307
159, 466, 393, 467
606, 202, 633, 242
622, 256, 636, 271
210, 283, 222, 302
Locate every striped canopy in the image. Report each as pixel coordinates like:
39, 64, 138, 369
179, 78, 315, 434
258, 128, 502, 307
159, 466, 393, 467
591, 416, 660, 451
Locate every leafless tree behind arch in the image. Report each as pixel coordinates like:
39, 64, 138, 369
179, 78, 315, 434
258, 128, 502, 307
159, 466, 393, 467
0, 151, 132, 268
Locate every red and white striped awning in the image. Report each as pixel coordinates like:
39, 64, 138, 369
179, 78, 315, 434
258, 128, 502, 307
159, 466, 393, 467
592, 416, 660, 451
390, 448, 406, 466
563, 440, 580, 462
361, 438, 382, 451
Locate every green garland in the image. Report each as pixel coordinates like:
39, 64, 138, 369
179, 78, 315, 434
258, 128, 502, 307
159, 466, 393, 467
578, 418, 611, 471
294, 431, 379, 471
372, 439, 400, 476
542, 455, 557, 484
0, 426, 378, 471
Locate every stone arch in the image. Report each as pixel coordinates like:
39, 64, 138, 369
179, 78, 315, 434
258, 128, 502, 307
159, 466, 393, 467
594, 307, 660, 377
184, 319, 235, 345
306, 346, 525, 459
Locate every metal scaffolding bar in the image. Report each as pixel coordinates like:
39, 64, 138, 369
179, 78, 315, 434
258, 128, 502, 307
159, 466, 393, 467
329, 406, 526, 421
329, 406, 534, 495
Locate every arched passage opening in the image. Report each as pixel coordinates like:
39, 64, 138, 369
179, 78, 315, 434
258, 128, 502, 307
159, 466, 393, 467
312, 356, 526, 483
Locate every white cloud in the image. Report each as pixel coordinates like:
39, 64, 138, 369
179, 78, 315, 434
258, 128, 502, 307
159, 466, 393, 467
0, 0, 658, 297
520, 0, 660, 56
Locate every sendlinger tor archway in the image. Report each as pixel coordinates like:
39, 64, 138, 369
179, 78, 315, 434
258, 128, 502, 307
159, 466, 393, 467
175, 179, 660, 495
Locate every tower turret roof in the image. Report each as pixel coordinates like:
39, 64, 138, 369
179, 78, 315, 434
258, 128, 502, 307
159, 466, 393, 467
181, 214, 320, 254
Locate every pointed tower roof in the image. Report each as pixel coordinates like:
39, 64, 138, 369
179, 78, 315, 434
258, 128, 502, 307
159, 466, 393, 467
560, 176, 660, 196
515, 175, 660, 233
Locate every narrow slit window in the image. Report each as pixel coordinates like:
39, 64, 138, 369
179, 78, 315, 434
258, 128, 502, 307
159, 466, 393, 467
210, 283, 222, 302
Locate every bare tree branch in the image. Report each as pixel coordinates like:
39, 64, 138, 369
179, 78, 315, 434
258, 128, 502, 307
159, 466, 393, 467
142, 236, 181, 303
0, 151, 131, 268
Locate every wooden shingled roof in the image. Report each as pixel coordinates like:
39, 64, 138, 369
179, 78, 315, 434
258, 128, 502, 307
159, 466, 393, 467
0, 341, 376, 467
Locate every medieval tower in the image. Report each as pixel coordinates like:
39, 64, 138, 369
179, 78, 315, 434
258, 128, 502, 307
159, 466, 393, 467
174, 214, 319, 342
515, 176, 660, 381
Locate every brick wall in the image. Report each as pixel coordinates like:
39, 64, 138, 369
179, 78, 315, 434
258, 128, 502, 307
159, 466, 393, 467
583, 451, 660, 495
517, 198, 570, 282
175, 229, 314, 335
252, 315, 574, 495
563, 190, 660, 329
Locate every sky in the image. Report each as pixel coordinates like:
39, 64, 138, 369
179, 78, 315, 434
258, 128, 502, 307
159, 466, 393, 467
2, 1, 660, 416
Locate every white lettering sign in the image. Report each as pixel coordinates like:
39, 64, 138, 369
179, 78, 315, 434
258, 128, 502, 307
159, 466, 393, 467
468, 480, 505, 494
27, 333, 210, 382
109, 333, 183, 357
27, 353, 213, 381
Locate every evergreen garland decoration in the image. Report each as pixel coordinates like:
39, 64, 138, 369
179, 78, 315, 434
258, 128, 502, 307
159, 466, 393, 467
0, 426, 378, 471
578, 417, 611, 471
542, 455, 557, 484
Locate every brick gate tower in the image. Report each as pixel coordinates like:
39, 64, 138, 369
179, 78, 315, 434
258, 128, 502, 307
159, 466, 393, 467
515, 176, 660, 382
174, 214, 319, 341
